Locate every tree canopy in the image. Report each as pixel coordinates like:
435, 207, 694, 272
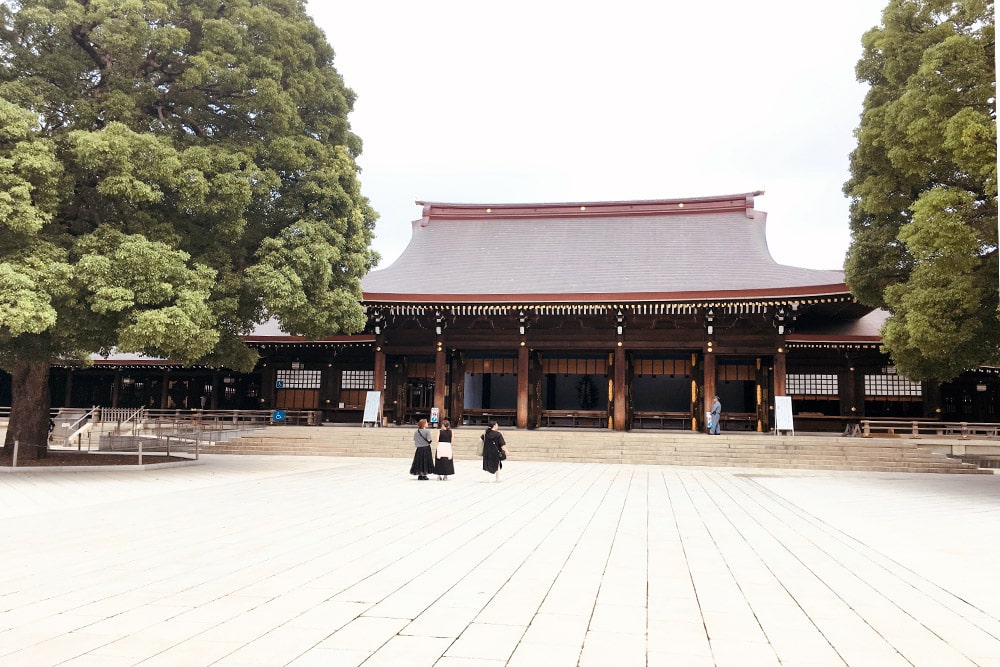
0, 0, 377, 455
844, 0, 997, 381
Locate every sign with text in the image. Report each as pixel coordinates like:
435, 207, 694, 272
362, 391, 382, 427
774, 396, 794, 434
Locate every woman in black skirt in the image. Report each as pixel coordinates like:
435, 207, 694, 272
434, 419, 455, 480
410, 419, 434, 480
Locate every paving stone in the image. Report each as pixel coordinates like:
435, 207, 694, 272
0, 454, 998, 666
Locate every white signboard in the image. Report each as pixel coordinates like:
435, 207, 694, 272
362, 391, 382, 427
774, 396, 794, 435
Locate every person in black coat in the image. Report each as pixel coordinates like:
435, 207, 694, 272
481, 422, 508, 482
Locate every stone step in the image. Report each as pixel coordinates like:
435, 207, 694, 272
207, 426, 989, 474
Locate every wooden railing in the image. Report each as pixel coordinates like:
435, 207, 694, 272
861, 419, 1000, 439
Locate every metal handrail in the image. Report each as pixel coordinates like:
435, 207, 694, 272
62, 406, 97, 437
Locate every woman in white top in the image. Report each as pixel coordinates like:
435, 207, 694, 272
434, 419, 455, 480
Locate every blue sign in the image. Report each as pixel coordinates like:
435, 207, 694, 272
272, 410, 286, 422
275, 380, 285, 388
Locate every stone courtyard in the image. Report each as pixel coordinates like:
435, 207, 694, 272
1, 454, 998, 666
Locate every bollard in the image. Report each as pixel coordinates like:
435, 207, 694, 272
12, 439, 18, 468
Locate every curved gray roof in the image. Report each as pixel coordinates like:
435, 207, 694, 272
362, 194, 847, 303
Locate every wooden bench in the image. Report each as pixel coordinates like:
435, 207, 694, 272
322, 407, 364, 424
632, 411, 691, 429
462, 408, 516, 426
542, 410, 607, 428
721, 413, 757, 431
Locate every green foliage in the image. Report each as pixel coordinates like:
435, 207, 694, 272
844, 0, 998, 380
0, 0, 378, 376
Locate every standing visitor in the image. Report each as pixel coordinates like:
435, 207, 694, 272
481, 422, 508, 482
410, 418, 434, 480
435, 419, 455, 480
710, 395, 722, 435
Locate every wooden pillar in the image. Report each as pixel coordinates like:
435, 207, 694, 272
773, 350, 787, 397
613, 345, 626, 431
434, 345, 447, 421
260, 366, 275, 408
324, 363, 340, 415
528, 351, 543, 429
373, 345, 386, 391
516, 344, 529, 429
450, 353, 465, 426
922, 380, 942, 419
160, 371, 170, 409
850, 366, 866, 418
210, 372, 221, 410
703, 350, 716, 428
111, 371, 121, 408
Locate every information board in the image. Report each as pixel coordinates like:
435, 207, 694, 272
774, 396, 794, 435
362, 391, 382, 427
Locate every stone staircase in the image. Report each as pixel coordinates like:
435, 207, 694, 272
206, 426, 992, 474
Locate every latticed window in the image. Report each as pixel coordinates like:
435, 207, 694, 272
865, 372, 922, 397
338, 370, 374, 408
275, 369, 321, 389
341, 370, 374, 389
786, 374, 839, 397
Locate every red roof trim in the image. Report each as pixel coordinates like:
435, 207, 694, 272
363, 284, 850, 304
416, 192, 762, 221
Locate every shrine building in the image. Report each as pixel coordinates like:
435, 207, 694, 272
5, 192, 997, 429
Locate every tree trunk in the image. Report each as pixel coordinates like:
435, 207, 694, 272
3, 361, 52, 460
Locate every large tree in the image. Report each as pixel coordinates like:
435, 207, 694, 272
844, 0, 997, 381
0, 0, 377, 458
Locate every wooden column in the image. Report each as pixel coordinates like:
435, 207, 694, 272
210, 372, 221, 410
260, 366, 275, 408
450, 353, 465, 426
852, 367, 866, 418
160, 371, 170, 409
373, 345, 386, 391
434, 345, 447, 421
324, 364, 340, 414
703, 350, 716, 427
516, 344, 529, 429
773, 350, 787, 397
922, 380, 942, 419
613, 345, 626, 431
111, 371, 121, 408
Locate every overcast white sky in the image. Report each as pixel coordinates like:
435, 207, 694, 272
307, 0, 889, 271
